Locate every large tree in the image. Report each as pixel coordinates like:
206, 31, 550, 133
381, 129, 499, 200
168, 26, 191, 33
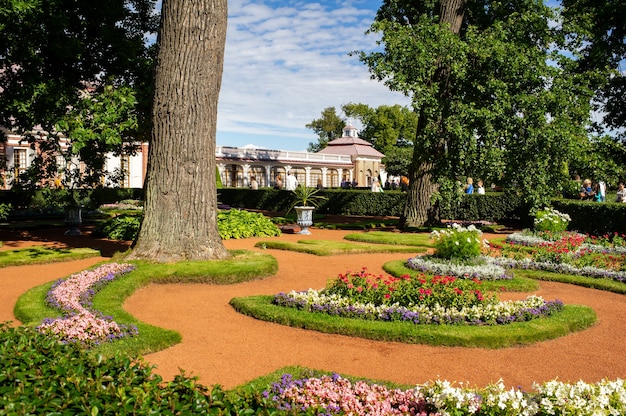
128, 0, 229, 262
359, 0, 598, 227
0, 0, 157, 185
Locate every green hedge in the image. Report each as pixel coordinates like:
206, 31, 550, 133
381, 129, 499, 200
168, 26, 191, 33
439, 192, 524, 223
553, 199, 626, 235
217, 188, 522, 220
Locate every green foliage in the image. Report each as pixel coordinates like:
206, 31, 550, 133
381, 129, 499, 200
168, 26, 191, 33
381, 146, 413, 176
533, 207, 571, 232
0, 323, 277, 414
431, 224, 483, 260
93, 209, 282, 241
0, 203, 11, 220
93, 214, 142, 241
306, 106, 346, 152
553, 199, 626, 235
358, 0, 604, 223
218, 209, 281, 240
0, 1, 157, 190
288, 186, 328, 210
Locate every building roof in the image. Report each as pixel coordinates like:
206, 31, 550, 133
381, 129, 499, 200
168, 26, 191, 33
317, 136, 385, 158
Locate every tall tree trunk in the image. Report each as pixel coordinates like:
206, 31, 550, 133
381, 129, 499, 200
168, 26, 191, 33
400, 0, 467, 229
128, 0, 229, 262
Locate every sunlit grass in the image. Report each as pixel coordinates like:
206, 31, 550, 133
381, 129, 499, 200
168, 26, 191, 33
255, 239, 425, 256
0, 246, 100, 267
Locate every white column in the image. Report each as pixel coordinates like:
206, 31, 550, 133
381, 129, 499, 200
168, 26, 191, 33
321, 167, 328, 187
242, 164, 250, 188
305, 166, 311, 187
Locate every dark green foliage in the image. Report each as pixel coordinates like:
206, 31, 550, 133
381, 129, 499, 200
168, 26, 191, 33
93, 214, 142, 241
553, 200, 626, 235
218, 188, 523, 221
0, 323, 280, 414
439, 192, 524, 222
1, 188, 144, 213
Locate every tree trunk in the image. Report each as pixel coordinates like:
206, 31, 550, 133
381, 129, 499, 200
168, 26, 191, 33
400, 0, 467, 228
128, 0, 230, 262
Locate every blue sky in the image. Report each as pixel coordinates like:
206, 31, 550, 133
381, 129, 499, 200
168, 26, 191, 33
215, 0, 410, 151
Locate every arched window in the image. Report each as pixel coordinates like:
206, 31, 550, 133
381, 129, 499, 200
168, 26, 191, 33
225, 164, 244, 187
248, 165, 266, 187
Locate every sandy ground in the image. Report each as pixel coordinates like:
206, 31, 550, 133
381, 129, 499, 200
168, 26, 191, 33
1, 225, 625, 391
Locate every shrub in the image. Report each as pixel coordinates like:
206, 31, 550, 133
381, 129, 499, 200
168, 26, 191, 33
93, 214, 142, 241
0, 323, 274, 414
534, 207, 570, 232
218, 209, 281, 239
430, 223, 483, 260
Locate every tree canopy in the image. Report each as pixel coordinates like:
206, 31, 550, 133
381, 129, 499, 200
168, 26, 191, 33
357, 0, 606, 226
0, 0, 157, 187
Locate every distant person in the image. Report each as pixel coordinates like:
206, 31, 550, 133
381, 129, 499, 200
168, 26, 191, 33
616, 182, 626, 203
400, 176, 409, 192
371, 178, 382, 193
285, 172, 298, 191
274, 174, 283, 190
249, 175, 258, 190
593, 182, 602, 202
599, 180, 606, 202
476, 180, 485, 195
464, 177, 474, 194
579, 179, 595, 200
316, 178, 324, 190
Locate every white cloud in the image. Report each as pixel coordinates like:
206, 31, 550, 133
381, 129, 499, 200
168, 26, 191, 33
216, 0, 410, 150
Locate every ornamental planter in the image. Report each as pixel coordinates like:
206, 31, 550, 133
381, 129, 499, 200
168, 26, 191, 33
64, 207, 83, 235
294, 206, 315, 235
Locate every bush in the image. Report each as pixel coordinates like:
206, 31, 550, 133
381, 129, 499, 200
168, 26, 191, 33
0, 323, 274, 414
533, 207, 571, 232
218, 209, 281, 239
430, 223, 483, 260
93, 214, 142, 241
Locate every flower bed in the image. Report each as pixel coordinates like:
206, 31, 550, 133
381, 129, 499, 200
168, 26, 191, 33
273, 269, 562, 326
499, 231, 626, 283
37, 263, 137, 344
267, 373, 626, 416
406, 255, 512, 280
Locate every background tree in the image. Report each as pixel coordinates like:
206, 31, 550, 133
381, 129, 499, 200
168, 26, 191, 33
128, 0, 229, 262
0, 0, 157, 187
560, 0, 626, 139
358, 0, 600, 227
343, 103, 417, 154
306, 107, 345, 152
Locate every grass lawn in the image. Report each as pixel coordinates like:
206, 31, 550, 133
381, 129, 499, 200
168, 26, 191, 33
14, 250, 278, 357
0, 246, 100, 267
229, 295, 596, 349
344, 231, 434, 247
255, 239, 425, 256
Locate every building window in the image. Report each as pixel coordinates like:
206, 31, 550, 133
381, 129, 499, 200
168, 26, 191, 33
309, 168, 323, 188
13, 148, 27, 179
249, 165, 266, 187
120, 155, 130, 188
270, 166, 285, 188
226, 164, 244, 187
290, 167, 306, 187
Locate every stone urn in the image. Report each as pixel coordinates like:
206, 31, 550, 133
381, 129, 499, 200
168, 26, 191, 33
294, 206, 315, 235
64, 206, 83, 235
